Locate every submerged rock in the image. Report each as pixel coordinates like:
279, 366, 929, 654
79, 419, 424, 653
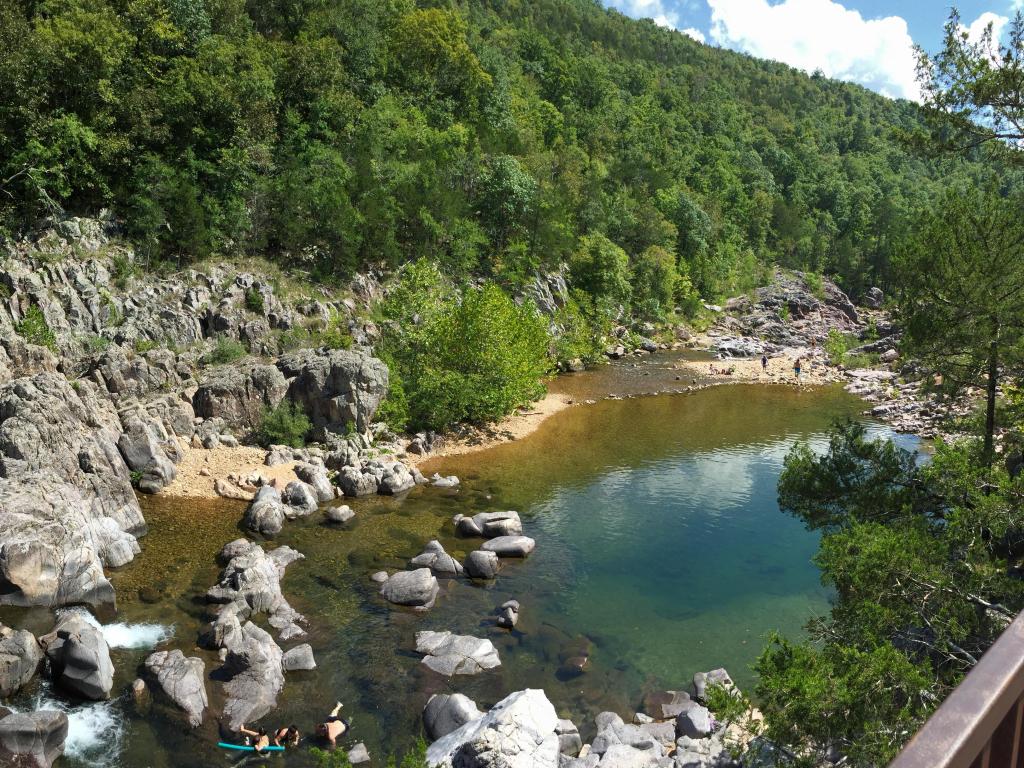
426, 689, 560, 768
642, 690, 692, 721
415, 631, 501, 676
0, 710, 68, 768
144, 649, 208, 727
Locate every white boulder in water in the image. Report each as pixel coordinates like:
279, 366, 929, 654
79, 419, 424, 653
0, 710, 68, 768
415, 631, 501, 676
144, 650, 208, 727
426, 689, 559, 768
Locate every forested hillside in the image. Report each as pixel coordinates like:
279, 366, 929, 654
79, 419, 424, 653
0, 0, 987, 300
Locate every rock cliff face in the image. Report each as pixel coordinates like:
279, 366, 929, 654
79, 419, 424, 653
0, 374, 144, 607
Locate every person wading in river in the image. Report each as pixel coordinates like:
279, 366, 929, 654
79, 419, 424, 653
317, 702, 350, 747
238, 725, 271, 753
274, 724, 300, 748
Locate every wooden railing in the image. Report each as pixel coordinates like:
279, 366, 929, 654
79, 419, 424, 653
890, 611, 1024, 768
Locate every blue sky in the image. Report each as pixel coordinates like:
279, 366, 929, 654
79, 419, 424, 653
603, 0, 1024, 100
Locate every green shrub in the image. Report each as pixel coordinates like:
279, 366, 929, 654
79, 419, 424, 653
568, 233, 631, 309
244, 286, 265, 313
310, 747, 352, 768
134, 338, 158, 354
381, 279, 551, 432
552, 294, 606, 366
84, 335, 111, 353
204, 337, 247, 365
376, 352, 411, 432
824, 328, 848, 365
630, 245, 677, 320
256, 400, 311, 448
111, 251, 139, 289
805, 271, 825, 299
16, 305, 57, 352
320, 315, 353, 350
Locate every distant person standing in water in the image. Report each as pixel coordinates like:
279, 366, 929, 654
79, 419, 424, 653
761, 354, 768, 374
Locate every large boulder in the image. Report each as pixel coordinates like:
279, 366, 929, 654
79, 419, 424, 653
426, 689, 560, 768
38, 612, 114, 700
282, 644, 316, 671
281, 481, 319, 518
481, 535, 535, 558
0, 710, 68, 768
424, 694, 484, 740
116, 412, 178, 494
674, 702, 713, 739
380, 569, 439, 610
220, 622, 285, 731
276, 348, 388, 434
464, 551, 501, 580
244, 486, 286, 536
337, 466, 380, 497
692, 669, 734, 703
0, 625, 42, 697
295, 462, 334, 502
415, 631, 501, 676
379, 462, 415, 495
0, 374, 145, 607
192, 363, 288, 431
144, 649, 208, 727
454, 512, 523, 538
411, 541, 464, 576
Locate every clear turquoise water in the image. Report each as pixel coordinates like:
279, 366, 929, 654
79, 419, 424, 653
1, 370, 915, 767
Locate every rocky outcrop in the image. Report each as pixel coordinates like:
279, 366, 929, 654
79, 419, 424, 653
0, 625, 42, 697
276, 348, 388, 434
192, 363, 288, 431
220, 621, 285, 731
380, 569, 440, 610
0, 374, 144, 607
295, 462, 335, 502
454, 511, 523, 538
0, 710, 68, 768
415, 631, 501, 676
203, 540, 306, 643
426, 689, 560, 768
424, 694, 484, 741
38, 612, 114, 700
144, 650, 208, 727
281, 481, 319, 517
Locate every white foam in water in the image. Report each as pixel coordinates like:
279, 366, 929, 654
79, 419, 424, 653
11, 687, 125, 768
58, 607, 174, 649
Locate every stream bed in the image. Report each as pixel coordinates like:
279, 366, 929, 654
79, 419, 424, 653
1, 358, 916, 767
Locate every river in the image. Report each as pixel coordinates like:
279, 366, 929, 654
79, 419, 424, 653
1, 354, 917, 767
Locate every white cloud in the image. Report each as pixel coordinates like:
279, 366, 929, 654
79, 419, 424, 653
608, 0, 680, 30
960, 11, 1008, 58
707, 0, 922, 101
682, 26, 707, 43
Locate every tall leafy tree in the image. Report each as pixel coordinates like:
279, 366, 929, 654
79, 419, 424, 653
896, 188, 1024, 460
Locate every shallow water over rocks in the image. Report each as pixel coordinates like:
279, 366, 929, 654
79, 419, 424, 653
2, 370, 915, 767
